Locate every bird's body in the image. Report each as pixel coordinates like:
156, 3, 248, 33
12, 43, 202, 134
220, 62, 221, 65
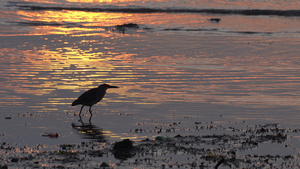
72, 84, 119, 116
72, 87, 106, 107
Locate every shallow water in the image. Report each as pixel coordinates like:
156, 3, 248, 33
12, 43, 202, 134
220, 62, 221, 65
1, 32, 300, 147
1, 0, 300, 148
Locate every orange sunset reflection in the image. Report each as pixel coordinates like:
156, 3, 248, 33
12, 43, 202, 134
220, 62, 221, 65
15, 10, 132, 35
20, 0, 300, 10
2, 32, 300, 113
9, 6, 213, 36
2, 0, 300, 114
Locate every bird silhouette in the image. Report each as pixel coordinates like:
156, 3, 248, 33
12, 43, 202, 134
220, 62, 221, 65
72, 84, 119, 116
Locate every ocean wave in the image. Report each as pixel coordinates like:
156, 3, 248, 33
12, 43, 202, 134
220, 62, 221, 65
12, 3, 300, 17
13, 20, 276, 36
14, 21, 74, 26
162, 28, 274, 36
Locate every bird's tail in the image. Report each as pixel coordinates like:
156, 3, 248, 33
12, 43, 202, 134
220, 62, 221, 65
72, 99, 79, 106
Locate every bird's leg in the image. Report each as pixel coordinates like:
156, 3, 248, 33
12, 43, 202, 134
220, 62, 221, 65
79, 105, 84, 116
89, 106, 93, 117
88, 115, 92, 124
79, 115, 83, 123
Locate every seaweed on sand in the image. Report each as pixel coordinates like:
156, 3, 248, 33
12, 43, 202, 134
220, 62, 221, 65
1, 123, 300, 168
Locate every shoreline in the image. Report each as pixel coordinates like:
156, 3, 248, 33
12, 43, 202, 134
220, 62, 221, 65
1, 121, 300, 168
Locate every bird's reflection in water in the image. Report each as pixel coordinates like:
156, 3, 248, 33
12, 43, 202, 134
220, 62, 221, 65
72, 116, 106, 142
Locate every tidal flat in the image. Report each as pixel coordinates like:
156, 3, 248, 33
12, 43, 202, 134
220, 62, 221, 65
1, 118, 300, 168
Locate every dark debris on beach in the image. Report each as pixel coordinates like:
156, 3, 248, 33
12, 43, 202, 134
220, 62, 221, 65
1, 123, 300, 168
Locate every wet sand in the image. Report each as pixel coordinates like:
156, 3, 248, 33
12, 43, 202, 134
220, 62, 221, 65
1, 120, 300, 168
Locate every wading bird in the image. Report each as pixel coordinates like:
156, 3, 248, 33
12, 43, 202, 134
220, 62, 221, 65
72, 84, 119, 116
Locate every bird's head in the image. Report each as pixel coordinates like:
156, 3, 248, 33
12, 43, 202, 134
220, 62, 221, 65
99, 84, 119, 89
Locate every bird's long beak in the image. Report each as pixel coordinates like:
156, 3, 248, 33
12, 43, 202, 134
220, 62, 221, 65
108, 85, 119, 88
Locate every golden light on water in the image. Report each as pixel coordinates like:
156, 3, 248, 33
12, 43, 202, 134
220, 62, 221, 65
4, 7, 214, 37
3, 35, 300, 112
12, 10, 138, 35
1, 0, 300, 115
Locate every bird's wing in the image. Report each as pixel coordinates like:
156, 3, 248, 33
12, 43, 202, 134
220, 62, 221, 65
76, 88, 99, 105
